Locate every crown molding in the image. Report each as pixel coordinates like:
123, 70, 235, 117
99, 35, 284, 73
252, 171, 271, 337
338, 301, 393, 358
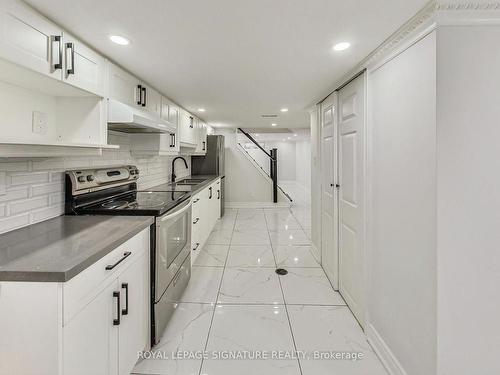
317, 0, 500, 102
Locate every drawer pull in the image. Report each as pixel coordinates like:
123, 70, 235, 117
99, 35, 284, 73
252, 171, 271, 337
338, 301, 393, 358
113, 291, 120, 326
193, 217, 199, 224
193, 243, 200, 251
105, 251, 132, 270
121, 283, 129, 316
193, 198, 200, 203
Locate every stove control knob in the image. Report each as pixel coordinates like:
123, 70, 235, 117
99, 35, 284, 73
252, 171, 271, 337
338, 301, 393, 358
77, 176, 86, 183
87, 175, 95, 182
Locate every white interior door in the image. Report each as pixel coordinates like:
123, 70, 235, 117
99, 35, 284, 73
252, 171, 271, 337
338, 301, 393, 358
338, 74, 365, 326
320, 93, 339, 289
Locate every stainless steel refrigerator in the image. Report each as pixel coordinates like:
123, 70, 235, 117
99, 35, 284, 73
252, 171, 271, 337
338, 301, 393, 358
191, 135, 225, 216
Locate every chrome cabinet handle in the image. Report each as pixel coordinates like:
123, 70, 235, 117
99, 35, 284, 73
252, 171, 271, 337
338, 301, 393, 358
121, 283, 129, 316
193, 243, 200, 251
66, 42, 75, 75
53, 35, 63, 70
105, 251, 131, 270
193, 217, 199, 224
113, 291, 121, 326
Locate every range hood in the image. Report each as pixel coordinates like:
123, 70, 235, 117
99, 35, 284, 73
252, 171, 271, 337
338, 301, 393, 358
107, 99, 176, 134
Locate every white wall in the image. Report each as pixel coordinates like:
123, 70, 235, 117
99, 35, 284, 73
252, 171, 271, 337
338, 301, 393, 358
295, 140, 311, 191
217, 128, 288, 204
368, 31, 436, 375
436, 25, 500, 375
0, 131, 191, 234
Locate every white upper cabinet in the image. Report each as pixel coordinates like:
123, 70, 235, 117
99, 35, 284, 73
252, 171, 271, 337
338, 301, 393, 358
0, 0, 62, 80
179, 108, 196, 146
62, 32, 106, 96
195, 120, 208, 154
107, 62, 142, 108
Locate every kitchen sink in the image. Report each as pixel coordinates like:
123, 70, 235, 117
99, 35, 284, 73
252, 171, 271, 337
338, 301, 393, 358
174, 178, 206, 186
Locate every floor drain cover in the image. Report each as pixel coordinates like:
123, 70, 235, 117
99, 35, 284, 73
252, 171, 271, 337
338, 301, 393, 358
275, 268, 288, 275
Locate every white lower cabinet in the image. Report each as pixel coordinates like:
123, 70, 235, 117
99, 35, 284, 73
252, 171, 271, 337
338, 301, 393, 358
191, 178, 221, 263
0, 228, 150, 375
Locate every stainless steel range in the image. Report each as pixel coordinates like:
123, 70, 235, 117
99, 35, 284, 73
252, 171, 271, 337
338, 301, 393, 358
65, 165, 192, 347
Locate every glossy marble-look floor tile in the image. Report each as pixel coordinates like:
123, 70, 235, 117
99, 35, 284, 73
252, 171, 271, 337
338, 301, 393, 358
226, 245, 276, 267
180, 266, 224, 303
193, 244, 229, 267
200, 359, 301, 375
287, 305, 387, 375
206, 230, 233, 245
218, 268, 283, 304
207, 305, 294, 351
269, 229, 311, 246
231, 229, 271, 245
141, 205, 387, 375
279, 268, 346, 305
274, 246, 320, 268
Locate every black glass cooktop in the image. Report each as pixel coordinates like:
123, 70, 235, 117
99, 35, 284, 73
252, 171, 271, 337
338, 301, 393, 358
78, 191, 189, 216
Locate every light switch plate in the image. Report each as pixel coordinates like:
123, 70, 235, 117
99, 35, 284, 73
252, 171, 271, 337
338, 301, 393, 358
32, 111, 48, 135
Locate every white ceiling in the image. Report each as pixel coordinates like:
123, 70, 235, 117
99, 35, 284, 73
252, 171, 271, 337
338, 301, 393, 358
26, 0, 428, 129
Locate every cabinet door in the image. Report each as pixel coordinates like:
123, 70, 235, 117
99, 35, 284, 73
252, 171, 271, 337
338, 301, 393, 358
143, 84, 161, 116
108, 62, 141, 107
62, 32, 106, 96
63, 280, 119, 375
179, 109, 195, 145
118, 251, 149, 375
0, 0, 63, 80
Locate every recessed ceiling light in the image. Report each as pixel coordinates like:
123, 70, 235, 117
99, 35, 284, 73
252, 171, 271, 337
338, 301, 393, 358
271, 123, 277, 127
333, 42, 351, 51
280, 108, 288, 112
287, 137, 291, 140
255, 133, 259, 136
294, 134, 297, 137
198, 108, 206, 112
110, 35, 130, 45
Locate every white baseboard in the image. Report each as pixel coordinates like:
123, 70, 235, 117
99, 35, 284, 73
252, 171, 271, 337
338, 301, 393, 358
225, 202, 291, 209
366, 323, 408, 375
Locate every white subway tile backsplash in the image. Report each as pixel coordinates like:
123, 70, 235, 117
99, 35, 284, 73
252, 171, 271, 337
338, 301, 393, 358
10, 196, 48, 215
0, 188, 29, 203
10, 172, 49, 186
0, 132, 192, 234
0, 161, 30, 172
30, 204, 64, 224
0, 213, 30, 233
32, 182, 63, 196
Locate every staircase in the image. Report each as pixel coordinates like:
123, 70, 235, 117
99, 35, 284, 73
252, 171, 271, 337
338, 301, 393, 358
236, 129, 293, 203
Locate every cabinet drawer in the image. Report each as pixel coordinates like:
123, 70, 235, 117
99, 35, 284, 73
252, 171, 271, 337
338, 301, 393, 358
63, 228, 149, 325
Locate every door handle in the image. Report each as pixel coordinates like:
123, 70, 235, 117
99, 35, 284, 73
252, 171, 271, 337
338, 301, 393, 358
193, 198, 200, 203
121, 283, 129, 316
209, 187, 212, 199
193, 242, 200, 251
52, 35, 63, 70
217, 189, 220, 199
66, 42, 75, 75
113, 291, 121, 325
202, 141, 206, 151
193, 217, 199, 224
105, 251, 132, 270
136, 85, 143, 105
170, 133, 176, 148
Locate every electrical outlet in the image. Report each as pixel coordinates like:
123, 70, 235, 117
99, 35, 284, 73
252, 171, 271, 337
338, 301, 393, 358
32, 111, 48, 135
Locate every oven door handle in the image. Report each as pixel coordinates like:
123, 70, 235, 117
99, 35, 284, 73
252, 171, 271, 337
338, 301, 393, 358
158, 199, 192, 223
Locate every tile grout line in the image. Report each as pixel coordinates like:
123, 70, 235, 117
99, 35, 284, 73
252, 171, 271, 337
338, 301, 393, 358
197, 208, 239, 375
264, 208, 304, 375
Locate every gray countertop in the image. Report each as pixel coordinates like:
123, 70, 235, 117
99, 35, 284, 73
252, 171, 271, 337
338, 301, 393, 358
0, 215, 154, 282
146, 175, 222, 194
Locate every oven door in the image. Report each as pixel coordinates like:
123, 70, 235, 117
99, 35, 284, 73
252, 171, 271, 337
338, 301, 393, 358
155, 199, 192, 302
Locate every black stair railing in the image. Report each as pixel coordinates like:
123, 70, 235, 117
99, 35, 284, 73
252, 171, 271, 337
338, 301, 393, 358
238, 128, 278, 203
